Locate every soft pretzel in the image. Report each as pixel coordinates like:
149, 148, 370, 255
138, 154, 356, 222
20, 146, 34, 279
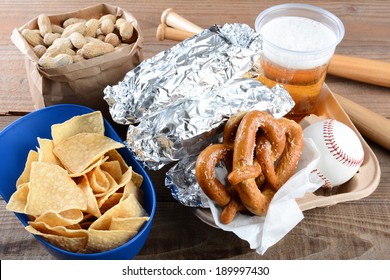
227, 160, 261, 186
195, 110, 303, 223
223, 111, 247, 149
219, 186, 245, 224
255, 134, 284, 190
229, 110, 286, 216
195, 143, 244, 224
273, 118, 304, 189
255, 118, 303, 192
195, 143, 233, 207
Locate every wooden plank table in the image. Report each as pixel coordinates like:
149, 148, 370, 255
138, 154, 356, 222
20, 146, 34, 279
1, 0, 389, 260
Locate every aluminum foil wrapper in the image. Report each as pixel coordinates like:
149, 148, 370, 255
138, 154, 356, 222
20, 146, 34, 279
104, 23, 294, 171
165, 83, 293, 207
165, 155, 228, 208
104, 23, 262, 125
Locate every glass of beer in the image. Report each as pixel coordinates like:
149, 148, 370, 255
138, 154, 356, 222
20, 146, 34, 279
255, 4, 344, 120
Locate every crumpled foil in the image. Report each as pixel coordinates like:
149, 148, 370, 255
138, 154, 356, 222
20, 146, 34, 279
104, 23, 262, 125
104, 23, 294, 171
164, 83, 294, 207
165, 154, 222, 208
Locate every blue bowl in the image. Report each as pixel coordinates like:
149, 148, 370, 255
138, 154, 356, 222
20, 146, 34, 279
0, 104, 156, 259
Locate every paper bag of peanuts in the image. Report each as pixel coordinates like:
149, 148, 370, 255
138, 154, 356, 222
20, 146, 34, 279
11, 3, 143, 121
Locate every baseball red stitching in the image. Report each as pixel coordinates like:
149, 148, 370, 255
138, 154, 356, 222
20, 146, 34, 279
311, 168, 332, 188
323, 119, 364, 167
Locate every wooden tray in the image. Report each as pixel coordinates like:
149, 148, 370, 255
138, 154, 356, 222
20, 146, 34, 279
194, 83, 381, 226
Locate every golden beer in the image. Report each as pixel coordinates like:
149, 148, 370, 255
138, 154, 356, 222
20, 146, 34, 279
257, 56, 328, 121
255, 4, 345, 120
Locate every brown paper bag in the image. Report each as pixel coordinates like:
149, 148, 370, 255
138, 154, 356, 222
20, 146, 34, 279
11, 3, 143, 122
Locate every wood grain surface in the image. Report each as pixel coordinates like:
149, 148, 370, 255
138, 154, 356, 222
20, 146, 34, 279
1, 0, 389, 260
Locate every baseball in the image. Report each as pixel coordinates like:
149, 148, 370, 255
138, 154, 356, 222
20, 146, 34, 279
303, 119, 364, 188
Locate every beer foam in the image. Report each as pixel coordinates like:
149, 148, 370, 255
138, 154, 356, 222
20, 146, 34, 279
260, 16, 338, 69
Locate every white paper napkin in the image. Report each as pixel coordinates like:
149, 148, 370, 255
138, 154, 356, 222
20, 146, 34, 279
208, 138, 323, 254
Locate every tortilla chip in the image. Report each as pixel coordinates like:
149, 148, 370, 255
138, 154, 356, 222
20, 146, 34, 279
77, 175, 101, 218
109, 217, 149, 231
119, 167, 134, 186
51, 111, 104, 145
69, 156, 108, 178
37, 138, 62, 166
95, 167, 134, 206
90, 194, 148, 230
28, 221, 87, 237
85, 229, 138, 253
87, 165, 110, 193
16, 150, 38, 188
6, 183, 29, 213
95, 172, 122, 208
24, 162, 87, 216
121, 181, 143, 203
98, 193, 123, 214
105, 149, 128, 173
53, 133, 124, 174
34, 209, 84, 227
131, 170, 143, 188
101, 161, 123, 183
26, 224, 88, 253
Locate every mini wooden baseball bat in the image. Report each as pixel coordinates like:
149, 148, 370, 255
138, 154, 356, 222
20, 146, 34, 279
328, 55, 390, 88
156, 23, 196, 42
160, 8, 204, 34
334, 94, 390, 150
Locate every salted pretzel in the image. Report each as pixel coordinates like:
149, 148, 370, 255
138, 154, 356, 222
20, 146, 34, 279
222, 111, 247, 149
196, 112, 251, 224
195, 143, 233, 207
195, 110, 303, 223
221, 111, 261, 224
271, 118, 304, 189
254, 118, 303, 191
255, 133, 286, 190
219, 186, 245, 224
195, 142, 255, 224
224, 111, 269, 187
228, 110, 286, 216
221, 160, 267, 224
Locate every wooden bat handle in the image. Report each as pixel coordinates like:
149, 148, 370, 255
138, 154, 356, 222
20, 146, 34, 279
161, 8, 204, 34
157, 24, 196, 41
334, 93, 390, 150
328, 54, 390, 88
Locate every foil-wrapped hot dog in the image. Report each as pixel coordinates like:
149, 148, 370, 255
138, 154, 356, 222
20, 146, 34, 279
104, 23, 294, 170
